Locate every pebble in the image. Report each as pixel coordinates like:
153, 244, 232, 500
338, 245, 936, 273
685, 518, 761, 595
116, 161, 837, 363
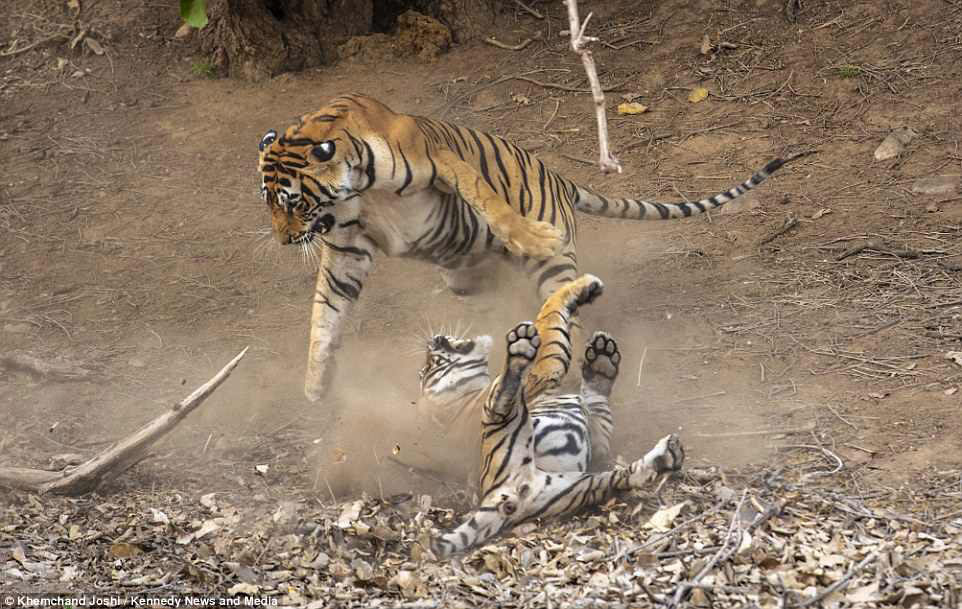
912, 175, 960, 196
874, 127, 916, 161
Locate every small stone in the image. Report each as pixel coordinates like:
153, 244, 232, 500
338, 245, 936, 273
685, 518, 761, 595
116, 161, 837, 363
912, 175, 960, 195
721, 194, 760, 214
874, 127, 916, 161
926, 202, 941, 213
3, 323, 33, 333
127, 357, 146, 368
175, 23, 193, 38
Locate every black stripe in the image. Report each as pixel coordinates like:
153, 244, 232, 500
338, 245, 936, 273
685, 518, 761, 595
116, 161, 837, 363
396, 147, 413, 195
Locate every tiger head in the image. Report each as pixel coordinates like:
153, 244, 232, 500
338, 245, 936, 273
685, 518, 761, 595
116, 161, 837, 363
419, 334, 494, 398
258, 97, 387, 245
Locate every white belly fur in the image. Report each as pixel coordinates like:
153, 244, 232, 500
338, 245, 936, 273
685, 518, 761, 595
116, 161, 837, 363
358, 190, 441, 257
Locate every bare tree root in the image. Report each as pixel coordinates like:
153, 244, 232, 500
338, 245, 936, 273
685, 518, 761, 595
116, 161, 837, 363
0, 348, 248, 495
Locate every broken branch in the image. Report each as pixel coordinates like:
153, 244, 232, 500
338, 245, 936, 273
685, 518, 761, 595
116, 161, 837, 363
0, 348, 248, 495
564, 0, 622, 174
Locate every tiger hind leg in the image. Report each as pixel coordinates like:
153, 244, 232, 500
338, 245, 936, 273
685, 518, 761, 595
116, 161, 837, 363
525, 274, 603, 399
580, 331, 619, 466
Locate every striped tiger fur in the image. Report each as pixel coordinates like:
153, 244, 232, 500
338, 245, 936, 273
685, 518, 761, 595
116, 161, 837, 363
257, 93, 811, 401
427, 275, 684, 558
411, 275, 617, 487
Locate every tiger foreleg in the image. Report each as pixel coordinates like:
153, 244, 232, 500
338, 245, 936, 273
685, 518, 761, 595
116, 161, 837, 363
304, 231, 375, 402
485, 322, 540, 423
526, 274, 604, 399
433, 149, 563, 259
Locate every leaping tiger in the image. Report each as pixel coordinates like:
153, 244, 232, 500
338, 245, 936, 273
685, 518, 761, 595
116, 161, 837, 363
258, 93, 811, 402
419, 274, 684, 558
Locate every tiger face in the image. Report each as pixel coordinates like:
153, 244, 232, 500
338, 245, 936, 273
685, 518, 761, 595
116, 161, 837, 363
419, 334, 493, 397
257, 116, 366, 245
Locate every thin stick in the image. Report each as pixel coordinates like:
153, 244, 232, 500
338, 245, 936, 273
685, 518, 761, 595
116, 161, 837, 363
784, 444, 845, 480
695, 422, 815, 438
484, 37, 535, 51
795, 552, 879, 608
636, 346, 648, 387
669, 491, 747, 607
826, 404, 858, 432
512, 0, 544, 19
758, 215, 799, 245
670, 390, 726, 405
564, 0, 622, 174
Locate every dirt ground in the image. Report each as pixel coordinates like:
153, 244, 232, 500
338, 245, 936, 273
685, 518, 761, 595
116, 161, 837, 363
2, 0, 962, 602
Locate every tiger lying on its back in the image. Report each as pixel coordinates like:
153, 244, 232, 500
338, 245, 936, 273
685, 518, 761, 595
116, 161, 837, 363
407, 275, 618, 488
419, 275, 684, 558
258, 93, 811, 402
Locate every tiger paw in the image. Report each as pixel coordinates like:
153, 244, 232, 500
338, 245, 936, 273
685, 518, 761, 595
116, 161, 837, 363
502, 216, 564, 259
568, 274, 604, 310
582, 331, 620, 396
642, 434, 685, 474
505, 322, 539, 378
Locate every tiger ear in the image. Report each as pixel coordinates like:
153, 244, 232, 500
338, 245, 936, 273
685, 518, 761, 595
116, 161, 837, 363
432, 149, 563, 259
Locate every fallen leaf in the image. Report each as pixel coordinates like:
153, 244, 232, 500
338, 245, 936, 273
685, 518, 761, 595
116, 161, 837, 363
699, 34, 713, 55
644, 501, 688, 531
200, 493, 218, 511
688, 87, 709, 103
84, 37, 104, 55
227, 583, 260, 596
175, 23, 193, 39
150, 508, 169, 524
66, 0, 80, 11
811, 208, 832, 220
337, 500, 363, 529
194, 519, 220, 539
617, 102, 648, 115
110, 542, 143, 558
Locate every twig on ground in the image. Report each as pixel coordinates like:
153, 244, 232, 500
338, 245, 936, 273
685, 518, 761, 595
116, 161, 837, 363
758, 214, 799, 246
825, 403, 859, 432
511, 0, 544, 19
668, 490, 747, 607
836, 238, 945, 261
794, 552, 880, 608
670, 390, 726, 405
484, 36, 535, 51
636, 346, 648, 387
696, 422, 816, 438
783, 444, 845, 481
564, 0, 622, 174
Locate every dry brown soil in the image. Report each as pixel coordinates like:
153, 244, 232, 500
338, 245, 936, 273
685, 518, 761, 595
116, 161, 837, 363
2, 0, 962, 595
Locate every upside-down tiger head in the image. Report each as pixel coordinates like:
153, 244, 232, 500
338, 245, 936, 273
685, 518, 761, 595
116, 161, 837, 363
257, 96, 392, 245
419, 334, 494, 397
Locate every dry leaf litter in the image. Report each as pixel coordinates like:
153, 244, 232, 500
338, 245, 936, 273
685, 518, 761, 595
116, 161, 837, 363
2, 465, 960, 607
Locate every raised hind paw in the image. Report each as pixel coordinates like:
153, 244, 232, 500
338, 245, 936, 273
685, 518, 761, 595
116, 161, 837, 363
642, 434, 685, 474
502, 216, 564, 260
582, 331, 620, 396
505, 322, 539, 378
